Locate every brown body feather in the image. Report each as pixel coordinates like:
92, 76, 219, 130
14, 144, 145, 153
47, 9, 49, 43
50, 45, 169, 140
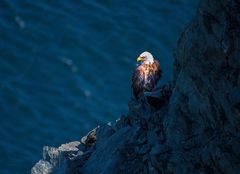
132, 60, 162, 99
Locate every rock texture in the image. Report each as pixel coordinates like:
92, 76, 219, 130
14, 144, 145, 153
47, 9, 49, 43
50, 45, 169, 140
32, 0, 240, 173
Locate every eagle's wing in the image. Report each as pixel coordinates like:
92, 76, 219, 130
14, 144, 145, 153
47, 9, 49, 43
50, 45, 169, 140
152, 60, 162, 83
132, 68, 145, 99
145, 60, 162, 91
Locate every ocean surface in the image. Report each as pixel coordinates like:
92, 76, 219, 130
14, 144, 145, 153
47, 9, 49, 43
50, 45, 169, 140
0, 0, 198, 173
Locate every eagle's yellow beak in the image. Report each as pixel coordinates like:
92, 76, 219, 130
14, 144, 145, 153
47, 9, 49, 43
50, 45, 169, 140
137, 57, 144, 62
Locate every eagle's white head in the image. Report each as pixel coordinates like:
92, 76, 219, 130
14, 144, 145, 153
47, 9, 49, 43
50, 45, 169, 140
137, 51, 154, 64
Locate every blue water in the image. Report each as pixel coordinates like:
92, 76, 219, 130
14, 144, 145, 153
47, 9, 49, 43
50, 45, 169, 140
0, 0, 198, 173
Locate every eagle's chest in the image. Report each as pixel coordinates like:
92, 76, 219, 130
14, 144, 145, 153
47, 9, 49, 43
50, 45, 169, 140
137, 66, 154, 87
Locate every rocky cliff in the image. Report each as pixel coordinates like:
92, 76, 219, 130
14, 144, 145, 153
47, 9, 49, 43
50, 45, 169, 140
32, 0, 240, 173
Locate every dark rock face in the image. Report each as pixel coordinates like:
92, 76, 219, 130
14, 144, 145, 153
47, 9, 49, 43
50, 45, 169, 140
32, 0, 240, 173
166, 0, 240, 173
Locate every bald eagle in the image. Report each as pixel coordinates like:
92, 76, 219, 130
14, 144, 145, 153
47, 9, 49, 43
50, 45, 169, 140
132, 51, 162, 99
